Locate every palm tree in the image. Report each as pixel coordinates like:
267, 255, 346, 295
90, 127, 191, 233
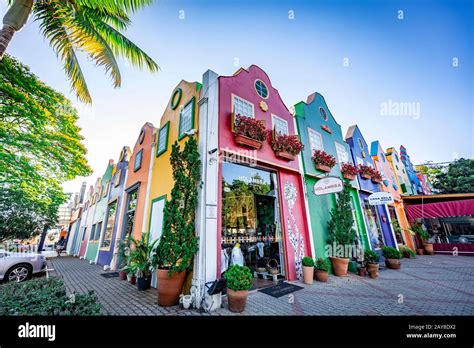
0, 0, 158, 103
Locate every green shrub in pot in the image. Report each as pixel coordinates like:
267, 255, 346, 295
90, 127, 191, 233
223, 265, 253, 312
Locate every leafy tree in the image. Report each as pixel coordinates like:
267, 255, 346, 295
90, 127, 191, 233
0, 55, 91, 242
151, 136, 201, 275
327, 183, 356, 251
0, 0, 158, 103
430, 158, 473, 194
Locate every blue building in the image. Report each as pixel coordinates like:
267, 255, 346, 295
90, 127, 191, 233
399, 145, 423, 194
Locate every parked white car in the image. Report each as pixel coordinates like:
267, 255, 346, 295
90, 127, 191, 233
0, 250, 47, 282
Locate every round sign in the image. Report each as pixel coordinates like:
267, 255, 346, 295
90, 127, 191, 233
314, 177, 343, 196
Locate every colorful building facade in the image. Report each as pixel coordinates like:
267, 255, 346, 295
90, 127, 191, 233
78, 185, 95, 258
386, 146, 414, 196
85, 160, 114, 262
96, 147, 130, 267
294, 93, 369, 263
399, 145, 423, 194
371, 141, 414, 249
345, 125, 397, 250
110, 123, 156, 270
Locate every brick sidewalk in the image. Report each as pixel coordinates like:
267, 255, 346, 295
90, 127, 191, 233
49, 255, 474, 316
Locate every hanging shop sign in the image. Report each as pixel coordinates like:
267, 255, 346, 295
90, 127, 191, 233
368, 191, 394, 205
313, 177, 343, 196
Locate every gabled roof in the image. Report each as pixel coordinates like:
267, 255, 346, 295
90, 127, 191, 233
370, 141, 380, 157
345, 125, 358, 141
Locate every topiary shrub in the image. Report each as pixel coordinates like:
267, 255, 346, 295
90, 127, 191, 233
315, 258, 330, 271
382, 246, 402, 259
302, 256, 315, 267
223, 265, 253, 291
365, 250, 380, 264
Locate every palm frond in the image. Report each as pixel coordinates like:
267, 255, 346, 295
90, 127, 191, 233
75, 0, 154, 14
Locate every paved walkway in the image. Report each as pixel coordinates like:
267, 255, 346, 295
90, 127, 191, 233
49, 255, 474, 316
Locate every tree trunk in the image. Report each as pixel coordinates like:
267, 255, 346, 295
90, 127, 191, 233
0, 25, 16, 59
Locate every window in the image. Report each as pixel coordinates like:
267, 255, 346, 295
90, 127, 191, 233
134, 149, 143, 171
102, 182, 109, 197
82, 227, 87, 241
395, 154, 399, 162
381, 153, 386, 162
94, 222, 103, 241
356, 156, 364, 166
308, 128, 324, 154
156, 122, 169, 157
335, 142, 349, 165
138, 129, 145, 144
255, 80, 268, 99
233, 95, 254, 119
363, 200, 384, 249
271, 115, 289, 135
114, 169, 121, 187
179, 98, 195, 138
101, 201, 117, 250
90, 224, 96, 241
319, 107, 328, 121
123, 189, 139, 237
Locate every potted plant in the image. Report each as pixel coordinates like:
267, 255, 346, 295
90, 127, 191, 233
302, 256, 315, 285
268, 131, 304, 161
314, 258, 330, 282
412, 223, 433, 255
365, 250, 380, 279
358, 164, 373, 180
399, 245, 416, 259
382, 246, 402, 270
341, 163, 358, 181
357, 260, 367, 277
233, 114, 267, 149
122, 263, 137, 284
223, 264, 253, 313
371, 170, 383, 184
312, 150, 336, 173
327, 183, 357, 276
151, 137, 200, 306
129, 232, 157, 291
117, 238, 130, 280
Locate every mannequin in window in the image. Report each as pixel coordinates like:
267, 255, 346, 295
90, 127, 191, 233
231, 243, 244, 266
221, 248, 229, 274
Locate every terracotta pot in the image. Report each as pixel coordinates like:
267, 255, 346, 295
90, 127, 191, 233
361, 173, 371, 180
423, 243, 434, 255
275, 151, 295, 161
315, 163, 331, 173
357, 267, 367, 277
302, 265, 314, 285
416, 248, 424, 255
118, 270, 127, 280
314, 270, 329, 282
234, 134, 263, 150
156, 269, 186, 306
367, 263, 379, 279
329, 257, 349, 277
385, 258, 401, 270
129, 276, 136, 285
371, 178, 382, 184
227, 289, 249, 313
343, 173, 356, 181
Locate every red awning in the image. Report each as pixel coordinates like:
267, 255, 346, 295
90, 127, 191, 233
405, 199, 474, 221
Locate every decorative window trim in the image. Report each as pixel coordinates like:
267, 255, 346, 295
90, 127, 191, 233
114, 169, 122, 187
271, 114, 289, 135
134, 149, 143, 172
254, 79, 269, 99
178, 97, 195, 140
156, 121, 170, 157
334, 142, 349, 166
170, 88, 182, 110
307, 127, 324, 154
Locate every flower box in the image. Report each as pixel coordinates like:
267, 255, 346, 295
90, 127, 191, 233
315, 163, 331, 172
234, 134, 263, 150
371, 177, 383, 184
360, 173, 371, 180
343, 173, 356, 181
275, 151, 295, 161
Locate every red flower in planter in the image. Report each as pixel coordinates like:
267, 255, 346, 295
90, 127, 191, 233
341, 163, 358, 176
234, 115, 267, 141
268, 131, 305, 156
371, 170, 383, 182
312, 150, 336, 168
358, 164, 374, 177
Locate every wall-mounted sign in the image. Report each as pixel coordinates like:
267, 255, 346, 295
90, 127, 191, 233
314, 177, 343, 196
368, 192, 394, 205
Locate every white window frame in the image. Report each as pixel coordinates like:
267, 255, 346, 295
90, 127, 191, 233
335, 142, 349, 166
232, 95, 254, 119
308, 128, 324, 154
271, 114, 289, 135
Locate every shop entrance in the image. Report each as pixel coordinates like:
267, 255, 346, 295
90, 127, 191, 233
221, 161, 285, 287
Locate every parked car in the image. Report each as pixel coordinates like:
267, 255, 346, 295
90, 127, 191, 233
0, 250, 47, 282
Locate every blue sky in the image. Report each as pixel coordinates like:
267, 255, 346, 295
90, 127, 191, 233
2, 0, 472, 193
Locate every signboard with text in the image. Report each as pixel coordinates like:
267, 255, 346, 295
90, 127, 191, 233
368, 192, 394, 205
314, 177, 344, 196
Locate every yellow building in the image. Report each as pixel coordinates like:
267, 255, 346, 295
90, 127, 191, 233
145, 80, 202, 249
